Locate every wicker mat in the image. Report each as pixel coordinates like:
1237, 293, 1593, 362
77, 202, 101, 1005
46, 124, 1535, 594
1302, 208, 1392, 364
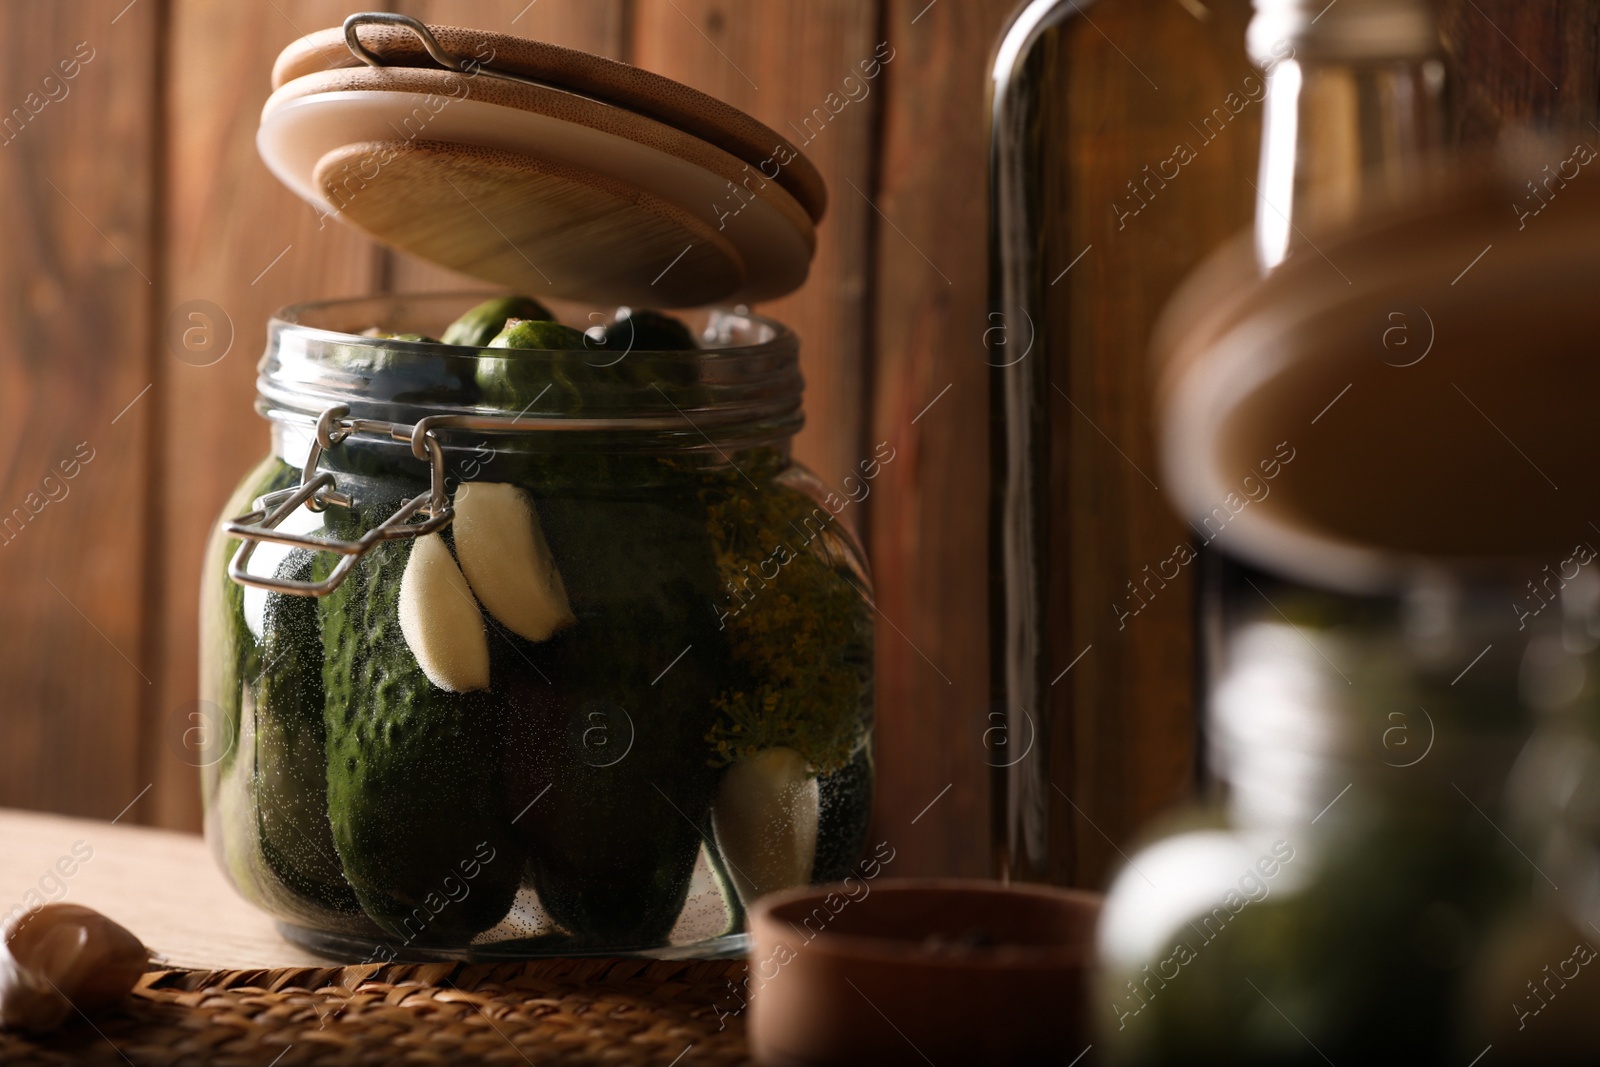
0, 958, 753, 1066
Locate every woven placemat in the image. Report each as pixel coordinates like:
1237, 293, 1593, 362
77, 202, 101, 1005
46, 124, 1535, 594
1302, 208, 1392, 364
0, 958, 753, 1066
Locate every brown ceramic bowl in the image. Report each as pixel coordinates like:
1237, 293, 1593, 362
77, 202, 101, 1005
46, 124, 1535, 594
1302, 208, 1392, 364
747, 878, 1100, 1067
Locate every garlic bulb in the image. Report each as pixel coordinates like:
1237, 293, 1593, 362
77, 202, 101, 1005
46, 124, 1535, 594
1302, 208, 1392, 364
712, 747, 820, 907
0, 904, 148, 1032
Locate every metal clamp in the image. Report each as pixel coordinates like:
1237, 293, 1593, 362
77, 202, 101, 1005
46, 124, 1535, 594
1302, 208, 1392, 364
223, 405, 457, 597
223, 400, 688, 596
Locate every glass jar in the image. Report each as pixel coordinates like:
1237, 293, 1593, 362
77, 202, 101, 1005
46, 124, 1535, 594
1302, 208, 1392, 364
198, 293, 875, 961
1097, 572, 1600, 1062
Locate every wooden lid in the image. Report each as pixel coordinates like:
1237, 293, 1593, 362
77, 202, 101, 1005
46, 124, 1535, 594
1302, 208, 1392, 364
261, 17, 823, 307
1154, 140, 1600, 592
271, 22, 827, 224
260, 69, 813, 305
316, 140, 744, 306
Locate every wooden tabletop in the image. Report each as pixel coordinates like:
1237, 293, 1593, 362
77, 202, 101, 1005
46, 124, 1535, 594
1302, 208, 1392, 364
1, 808, 758, 1065
0, 807, 327, 971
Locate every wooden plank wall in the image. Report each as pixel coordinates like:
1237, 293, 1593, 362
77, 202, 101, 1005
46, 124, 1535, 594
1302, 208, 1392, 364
0, 1, 158, 825
866, 0, 1019, 877
0, 0, 1595, 890
149, 0, 385, 832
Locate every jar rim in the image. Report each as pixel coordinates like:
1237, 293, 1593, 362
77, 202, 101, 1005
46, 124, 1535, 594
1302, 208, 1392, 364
258, 291, 805, 453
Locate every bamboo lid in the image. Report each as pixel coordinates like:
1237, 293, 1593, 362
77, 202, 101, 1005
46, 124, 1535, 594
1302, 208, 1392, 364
272, 22, 827, 224
260, 14, 822, 307
1154, 138, 1600, 592
315, 140, 745, 305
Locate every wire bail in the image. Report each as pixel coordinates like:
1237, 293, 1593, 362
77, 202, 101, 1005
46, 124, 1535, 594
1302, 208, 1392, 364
222, 405, 460, 597
340, 11, 576, 94
343, 12, 467, 73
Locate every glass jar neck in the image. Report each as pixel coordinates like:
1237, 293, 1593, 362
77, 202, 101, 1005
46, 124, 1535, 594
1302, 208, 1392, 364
1209, 575, 1590, 834
1251, 0, 1446, 271
257, 294, 805, 461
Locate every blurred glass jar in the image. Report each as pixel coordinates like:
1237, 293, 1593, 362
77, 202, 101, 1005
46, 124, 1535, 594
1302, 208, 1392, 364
198, 293, 874, 960
1102, 0, 1600, 1054
1098, 571, 1600, 1063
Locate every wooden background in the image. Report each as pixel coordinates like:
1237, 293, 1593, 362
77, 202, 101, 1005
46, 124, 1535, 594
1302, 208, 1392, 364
0, 0, 1594, 888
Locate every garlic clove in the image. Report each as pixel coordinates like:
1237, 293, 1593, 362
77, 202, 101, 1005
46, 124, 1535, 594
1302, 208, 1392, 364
1, 904, 148, 1032
398, 532, 491, 692
711, 747, 820, 907
453, 482, 576, 643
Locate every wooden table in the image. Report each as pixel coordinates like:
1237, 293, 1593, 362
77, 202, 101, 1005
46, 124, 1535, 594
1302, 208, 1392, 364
0, 808, 753, 1065
0, 807, 327, 970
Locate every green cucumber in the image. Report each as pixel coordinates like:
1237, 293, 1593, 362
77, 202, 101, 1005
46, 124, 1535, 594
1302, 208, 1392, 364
477, 320, 594, 413
512, 709, 710, 947
501, 484, 726, 948
365, 331, 439, 343
441, 295, 555, 348
475, 313, 703, 416
203, 457, 287, 903
811, 743, 874, 883
321, 338, 477, 408
253, 549, 361, 915
602, 309, 697, 352
212, 458, 298, 780
488, 319, 588, 351
204, 458, 378, 931
319, 508, 523, 943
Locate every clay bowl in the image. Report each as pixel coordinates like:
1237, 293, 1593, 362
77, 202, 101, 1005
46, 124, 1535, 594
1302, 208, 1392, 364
747, 878, 1100, 1066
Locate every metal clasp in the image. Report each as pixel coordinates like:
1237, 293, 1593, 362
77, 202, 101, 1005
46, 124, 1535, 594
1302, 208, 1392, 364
222, 405, 456, 597
222, 391, 721, 595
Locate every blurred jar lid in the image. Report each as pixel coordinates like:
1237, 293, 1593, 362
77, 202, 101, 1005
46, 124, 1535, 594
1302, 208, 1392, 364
258, 14, 824, 308
1154, 134, 1600, 593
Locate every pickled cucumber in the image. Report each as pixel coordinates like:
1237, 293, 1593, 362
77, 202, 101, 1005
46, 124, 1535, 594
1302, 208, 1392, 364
501, 486, 726, 948
476, 311, 704, 416
203, 458, 375, 931
441, 295, 554, 348
212, 458, 298, 780
204, 457, 289, 898
477, 319, 593, 412
812, 744, 874, 883
361, 330, 439, 343
603, 308, 698, 352
253, 549, 360, 915
509, 701, 711, 947
488, 319, 588, 351
319, 506, 523, 943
